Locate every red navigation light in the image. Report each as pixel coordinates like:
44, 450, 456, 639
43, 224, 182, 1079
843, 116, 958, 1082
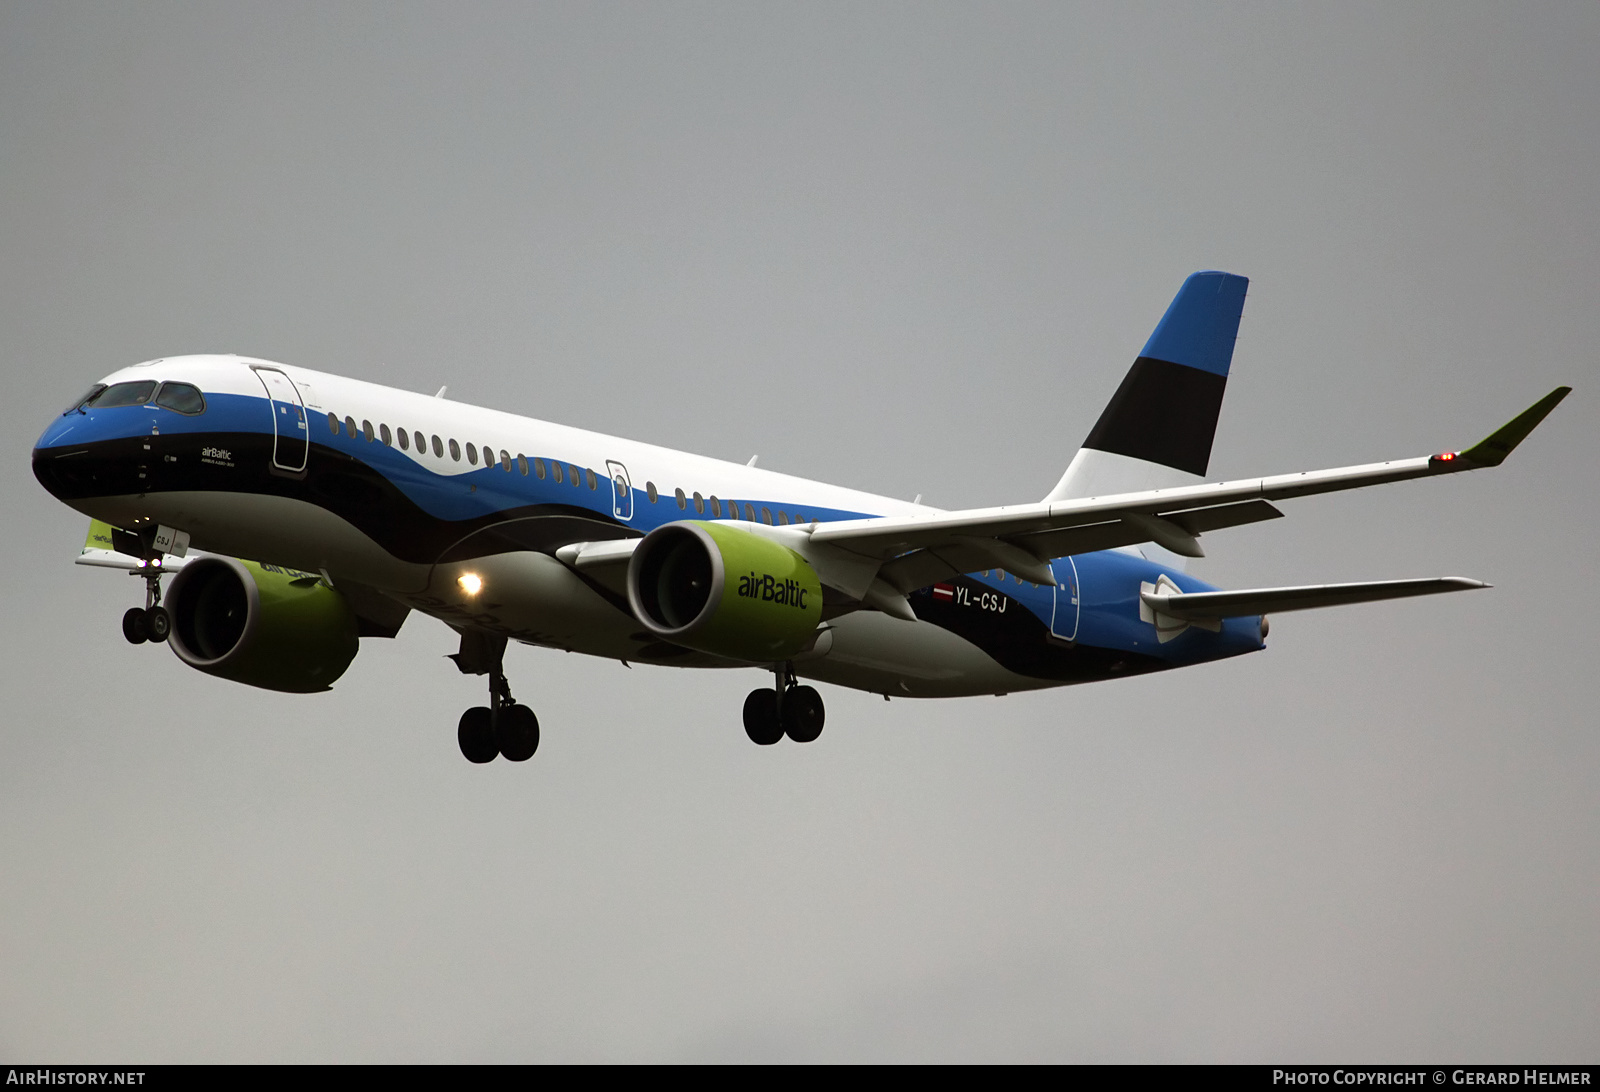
1434, 451, 1456, 461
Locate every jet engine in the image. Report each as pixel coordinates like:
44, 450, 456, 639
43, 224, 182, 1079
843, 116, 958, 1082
165, 556, 359, 692
627, 522, 823, 661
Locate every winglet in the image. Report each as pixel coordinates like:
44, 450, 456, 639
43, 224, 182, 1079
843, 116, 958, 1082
1456, 387, 1571, 468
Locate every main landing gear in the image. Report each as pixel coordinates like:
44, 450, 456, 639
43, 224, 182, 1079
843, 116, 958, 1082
121, 560, 171, 645
450, 631, 539, 764
743, 663, 825, 746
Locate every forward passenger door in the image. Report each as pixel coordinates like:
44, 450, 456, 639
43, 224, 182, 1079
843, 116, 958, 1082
252, 367, 309, 473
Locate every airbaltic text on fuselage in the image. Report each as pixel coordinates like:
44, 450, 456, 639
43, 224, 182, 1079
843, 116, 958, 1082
737, 572, 809, 609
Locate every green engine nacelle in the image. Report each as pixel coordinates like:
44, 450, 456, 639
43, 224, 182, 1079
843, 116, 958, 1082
165, 556, 359, 693
628, 522, 824, 661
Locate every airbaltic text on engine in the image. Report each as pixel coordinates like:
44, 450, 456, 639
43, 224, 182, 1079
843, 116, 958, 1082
738, 572, 808, 609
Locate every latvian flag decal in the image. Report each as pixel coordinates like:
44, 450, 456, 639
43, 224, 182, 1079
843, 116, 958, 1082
932, 583, 955, 602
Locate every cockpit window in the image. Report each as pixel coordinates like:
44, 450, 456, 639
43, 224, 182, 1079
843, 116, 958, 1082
63, 385, 107, 414
86, 381, 158, 409
154, 382, 206, 415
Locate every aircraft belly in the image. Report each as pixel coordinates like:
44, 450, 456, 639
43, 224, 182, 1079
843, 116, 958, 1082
797, 612, 1051, 698
413, 550, 650, 660
70, 490, 430, 593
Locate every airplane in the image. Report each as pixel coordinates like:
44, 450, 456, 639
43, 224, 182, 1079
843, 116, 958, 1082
31, 271, 1570, 764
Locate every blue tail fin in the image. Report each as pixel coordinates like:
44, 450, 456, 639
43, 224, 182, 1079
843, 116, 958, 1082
1083, 270, 1247, 476
1048, 271, 1249, 504
1137, 270, 1249, 381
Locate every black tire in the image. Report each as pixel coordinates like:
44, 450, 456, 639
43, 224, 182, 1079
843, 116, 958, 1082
122, 607, 148, 645
458, 706, 499, 763
742, 688, 783, 745
496, 704, 540, 762
144, 605, 171, 643
782, 685, 826, 743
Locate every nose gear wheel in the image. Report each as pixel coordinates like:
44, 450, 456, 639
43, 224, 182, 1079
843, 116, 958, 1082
121, 551, 171, 645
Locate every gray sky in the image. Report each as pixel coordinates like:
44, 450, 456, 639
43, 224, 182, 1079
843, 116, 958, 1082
2, 2, 1595, 1062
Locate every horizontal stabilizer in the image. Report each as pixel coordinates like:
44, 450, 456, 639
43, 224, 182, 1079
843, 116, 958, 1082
1141, 577, 1489, 621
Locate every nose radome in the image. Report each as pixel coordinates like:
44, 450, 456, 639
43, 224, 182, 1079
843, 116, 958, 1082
35, 415, 81, 451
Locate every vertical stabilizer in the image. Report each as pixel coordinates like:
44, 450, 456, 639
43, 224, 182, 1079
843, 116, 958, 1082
1047, 271, 1248, 503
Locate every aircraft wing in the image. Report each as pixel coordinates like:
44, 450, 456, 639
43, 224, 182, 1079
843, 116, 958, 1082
805, 387, 1571, 594
554, 538, 638, 596
74, 518, 193, 572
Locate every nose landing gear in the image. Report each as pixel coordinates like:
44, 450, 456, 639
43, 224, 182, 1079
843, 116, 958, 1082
743, 663, 825, 746
450, 630, 539, 764
121, 560, 171, 645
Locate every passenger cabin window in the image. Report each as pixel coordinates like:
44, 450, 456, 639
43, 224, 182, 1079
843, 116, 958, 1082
380, 424, 392, 446
777, 511, 788, 526
675, 488, 687, 510
517, 454, 528, 476
646, 482, 658, 503
154, 383, 205, 415
362, 420, 374, 442
534, 458, 547, 480
761, 507, 772, 525
585, 468, 597, 490
693, 491, 704, 514
398, 429, 410, 451
709, 496, 722, 517
413, 430, 425, 452
345, 416, 357, 439
466, 443, 477, 465
552, 462, 564, 484
449, 438, 461, 461
328, 412, 339, 434
501, 450, 511, 471
569, 465, 581, 488
744, 503, 756, 521
88, 381, 157, 409
432, 435, 444, 458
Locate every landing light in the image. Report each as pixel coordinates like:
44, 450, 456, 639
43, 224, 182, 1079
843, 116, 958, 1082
458, 573, 483, 596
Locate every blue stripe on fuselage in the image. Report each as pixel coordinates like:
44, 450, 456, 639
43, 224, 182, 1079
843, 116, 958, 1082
38, 392, 1264, 667
35, 392, 880, 528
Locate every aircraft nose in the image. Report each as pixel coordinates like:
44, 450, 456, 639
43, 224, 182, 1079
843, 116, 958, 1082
31, 407, 148, 502
35, 413, 83, 451
32, 416, 85, 500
